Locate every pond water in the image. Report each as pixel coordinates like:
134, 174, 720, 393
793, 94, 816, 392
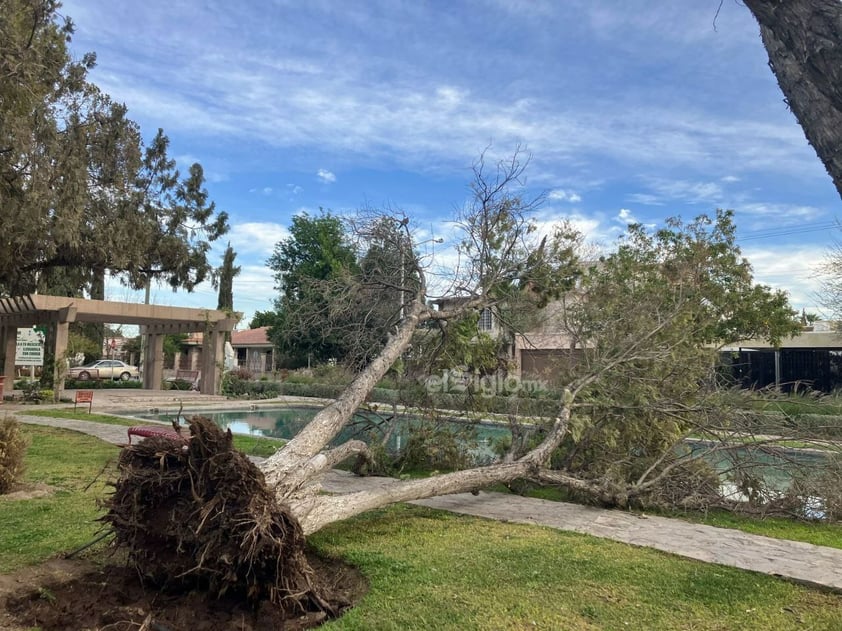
685, 439, 828, 507
137, 406, 510, 464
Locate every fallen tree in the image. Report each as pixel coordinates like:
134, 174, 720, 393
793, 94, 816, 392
254, 154, 799, 535
105, 151, 811, 619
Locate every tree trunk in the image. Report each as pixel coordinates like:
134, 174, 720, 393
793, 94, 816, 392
744, 0, 842, 199
84, 267, 106, 353
260, 297, 426, 497
275, 399, 574, 534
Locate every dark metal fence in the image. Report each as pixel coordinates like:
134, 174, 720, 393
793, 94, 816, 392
722, 349, 842, 393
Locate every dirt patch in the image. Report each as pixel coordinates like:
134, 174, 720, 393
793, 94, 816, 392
0, 553, 367, 630
0, 482, 54, 501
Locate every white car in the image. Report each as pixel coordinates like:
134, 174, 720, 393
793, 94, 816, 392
69, 360, 139, 381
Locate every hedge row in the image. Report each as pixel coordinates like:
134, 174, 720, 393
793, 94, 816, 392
221, 375, 559, 418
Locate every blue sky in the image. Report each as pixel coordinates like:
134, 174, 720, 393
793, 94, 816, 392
61, 0, 840, 327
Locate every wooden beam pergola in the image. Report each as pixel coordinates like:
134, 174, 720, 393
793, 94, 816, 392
0, 294, 240, 397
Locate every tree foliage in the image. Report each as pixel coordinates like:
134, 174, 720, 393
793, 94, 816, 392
249, 310, 281, 330
0, 0, 228, 296
266, 210, 359, 367
546, 210, 799, 498
216, 243, 240, 313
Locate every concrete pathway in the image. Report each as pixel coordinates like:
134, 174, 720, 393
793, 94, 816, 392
12, 404, 842, 594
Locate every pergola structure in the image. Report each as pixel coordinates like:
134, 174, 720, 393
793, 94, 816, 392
0, 294, 240, 396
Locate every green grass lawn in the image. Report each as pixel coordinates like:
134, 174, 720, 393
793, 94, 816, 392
749, 394, 842, 417
4, 425, 842, 630
312, 505, 842, 630
19, 408, 139, 426
0, 426, 117, 572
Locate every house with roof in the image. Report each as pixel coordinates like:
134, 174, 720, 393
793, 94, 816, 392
231, 326, 275, 374
430, 295, 579, 383
511, 298, 580, 383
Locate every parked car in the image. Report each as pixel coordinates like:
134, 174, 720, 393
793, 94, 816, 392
69, 360, 139, 381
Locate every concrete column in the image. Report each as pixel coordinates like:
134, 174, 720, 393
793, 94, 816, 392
200, 329, 224, 394
143, 333, 165, 390
2, 327, 17, 398
53, 321, 69, 401
190, 346, 201, 371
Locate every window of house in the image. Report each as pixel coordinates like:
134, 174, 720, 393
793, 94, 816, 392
478, 308, 494, 331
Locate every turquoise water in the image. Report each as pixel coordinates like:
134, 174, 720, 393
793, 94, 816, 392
685, 439, 828, 502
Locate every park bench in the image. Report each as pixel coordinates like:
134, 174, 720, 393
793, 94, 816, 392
168, 369, 200, 391
74, 390, 94, 412
127, 424, 188, 445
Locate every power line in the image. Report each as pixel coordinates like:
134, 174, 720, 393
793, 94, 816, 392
737, 221, 838, 242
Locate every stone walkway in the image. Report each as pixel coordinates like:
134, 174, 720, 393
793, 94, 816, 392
12, 397, 842, 594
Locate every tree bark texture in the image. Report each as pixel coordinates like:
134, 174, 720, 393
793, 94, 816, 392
745, 0, 842, 199
260, 297, 426, 498
275, 403, 573, 535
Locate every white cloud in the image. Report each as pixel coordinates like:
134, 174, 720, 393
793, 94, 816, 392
625, 192, 663, 206
737, 203, 825, 224
227, 222, 289, 255
175, 153, 201, 167
548, 189, 582, 203
435, 85, 466, 107
533, 210, 613, 255
62, 0, 832, 192
633, 178, 724, 206
743, 244, 825, 312
231, 264, 278, 324
317, 168, 336, 183
617, 208, 635, 224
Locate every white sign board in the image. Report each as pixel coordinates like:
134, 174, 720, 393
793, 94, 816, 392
16, 328, 45, 366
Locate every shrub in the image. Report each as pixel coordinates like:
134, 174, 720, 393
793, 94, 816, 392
19, 380, 45, 403
63, 378, 143, 390
278, 382, 345, 399
283, 372, 315, 385
221, 373, 282, 399
228, 366, 254, 381
311, 364, 353, 385
397, 422, 477, 472
0, 415, 30, 494
784, 455, 842, 521
166, 379, 195, 391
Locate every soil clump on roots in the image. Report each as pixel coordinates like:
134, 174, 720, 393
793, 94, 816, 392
0, 417, 366, 630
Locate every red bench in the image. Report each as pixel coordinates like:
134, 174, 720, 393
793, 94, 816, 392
74, 390, 94, 412
127, 425, 188, 445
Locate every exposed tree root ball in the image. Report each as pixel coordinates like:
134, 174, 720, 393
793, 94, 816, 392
102, 417, 341, 618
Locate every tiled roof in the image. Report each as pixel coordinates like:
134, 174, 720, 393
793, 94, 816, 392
232, 326, 271, 346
